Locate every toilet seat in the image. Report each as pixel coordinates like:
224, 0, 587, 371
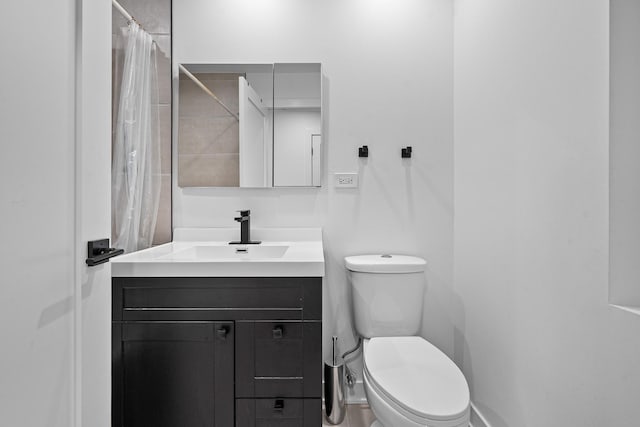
363, 337, 470, 424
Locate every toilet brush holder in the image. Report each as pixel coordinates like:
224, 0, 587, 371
324, 360, 346, 425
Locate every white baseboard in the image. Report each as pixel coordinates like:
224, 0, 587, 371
470, 402, 492, 427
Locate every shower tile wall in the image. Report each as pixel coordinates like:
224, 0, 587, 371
112, 0, 172, 245
178, 73, 241, 187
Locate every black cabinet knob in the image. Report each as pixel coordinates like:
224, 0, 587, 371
274, 399, 284, 413
216, 326, 229, 340
272, 325, 284, 339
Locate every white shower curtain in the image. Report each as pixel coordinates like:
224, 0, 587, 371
112, 23, 160, 253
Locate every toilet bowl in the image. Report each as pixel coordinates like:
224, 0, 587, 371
362, 337, 470, 427
345, 254, 471, 427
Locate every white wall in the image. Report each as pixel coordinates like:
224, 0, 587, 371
174, 0, 455, 385
454, 1, 640, 425
610, 0, 640, 308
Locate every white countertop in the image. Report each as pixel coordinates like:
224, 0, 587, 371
111, 227, 325, 277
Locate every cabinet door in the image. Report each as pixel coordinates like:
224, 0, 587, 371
113, 322, 234, 427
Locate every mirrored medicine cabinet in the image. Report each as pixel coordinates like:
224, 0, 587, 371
177, 62, 322, 188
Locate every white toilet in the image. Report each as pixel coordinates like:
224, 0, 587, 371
345, 254, 470, 427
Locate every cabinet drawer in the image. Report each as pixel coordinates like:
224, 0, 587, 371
236, 321, 322, 398
113, 277, 322, 321
255, 322, 303, 377
236, 398, 320, 427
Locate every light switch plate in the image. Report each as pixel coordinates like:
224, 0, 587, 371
334, 173, 358, 188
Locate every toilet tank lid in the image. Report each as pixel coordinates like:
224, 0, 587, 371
345, 254, 426, 273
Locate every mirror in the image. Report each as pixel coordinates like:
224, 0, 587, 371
273, 63, 322, 187
177, 63, 322, 188
177, 63, 274, 188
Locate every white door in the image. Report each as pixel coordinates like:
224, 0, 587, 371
273, 110, 320, 187
238, 76, 268, 187
78, 0, 112, 425
0, 1, 111, 426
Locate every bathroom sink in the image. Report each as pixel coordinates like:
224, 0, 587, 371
110, 227, 324, 277
158, 244, 289, 261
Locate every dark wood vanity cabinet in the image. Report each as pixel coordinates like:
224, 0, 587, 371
112, 277, 322, 427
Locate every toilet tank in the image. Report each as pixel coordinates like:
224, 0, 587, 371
345, 255, 427, 338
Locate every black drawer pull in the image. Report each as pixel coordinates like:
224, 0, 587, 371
216, 326, 229, 340
274, 399, 284, 413
272, 326, 284, 339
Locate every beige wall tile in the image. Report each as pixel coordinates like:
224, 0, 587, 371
112, 34, 124, 128
115, 0, 171, 34
152, 33, 171, 56
178, 81, 221, 117
177, 73, 243, 187
152, 173, 172, 245
178, 116, 238, 156
154, 34, 172, 105
178, 74, 240, 118
158, 105, 171, 173
178, 154, 239, 187
112, 8, 128, 33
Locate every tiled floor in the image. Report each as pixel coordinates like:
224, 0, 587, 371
322, 404, 377, 427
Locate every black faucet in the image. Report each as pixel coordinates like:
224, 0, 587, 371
229, 210, 261, 245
